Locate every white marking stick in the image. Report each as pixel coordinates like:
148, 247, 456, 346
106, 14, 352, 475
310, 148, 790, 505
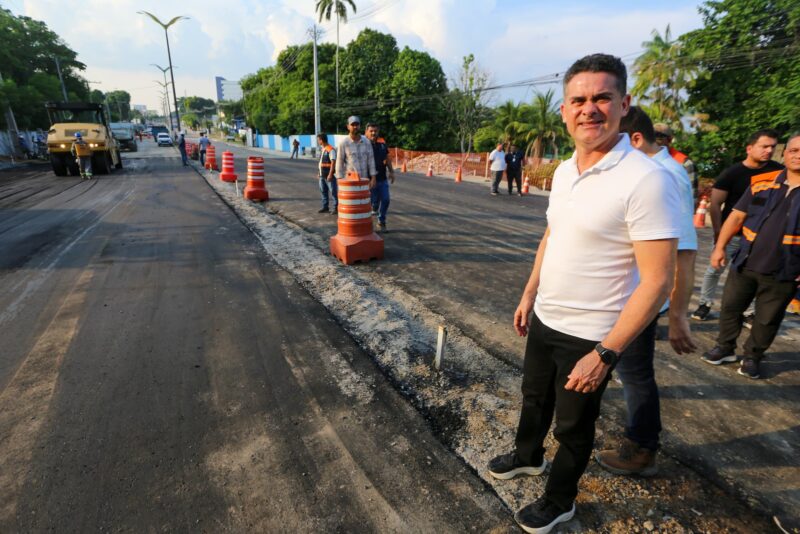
434, 325, 447, 371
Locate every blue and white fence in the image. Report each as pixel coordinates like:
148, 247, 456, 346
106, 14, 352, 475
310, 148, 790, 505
254, 133, 350, 153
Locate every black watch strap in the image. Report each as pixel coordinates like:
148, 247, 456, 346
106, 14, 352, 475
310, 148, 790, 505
595, 343, 619, 365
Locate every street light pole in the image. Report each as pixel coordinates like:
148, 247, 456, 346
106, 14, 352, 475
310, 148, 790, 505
54, 57, 68, 102
139, 12, 188, 132
151, 64, 176, 130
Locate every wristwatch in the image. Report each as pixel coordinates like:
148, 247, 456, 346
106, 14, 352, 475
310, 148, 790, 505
595, 343, 619, 366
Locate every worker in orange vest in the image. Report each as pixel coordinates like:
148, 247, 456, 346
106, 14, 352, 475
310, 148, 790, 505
316, 133, 337, 214
654, 123, 697, 197
70, 132, 93, 180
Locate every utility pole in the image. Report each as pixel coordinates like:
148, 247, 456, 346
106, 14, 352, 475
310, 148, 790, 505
310, 25, 321, 135
54, 57, 68, 102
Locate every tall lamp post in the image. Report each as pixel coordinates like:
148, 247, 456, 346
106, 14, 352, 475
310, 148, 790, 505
139, 11, 188, 132
153, 80, 173, 130
150, 63, 175, 127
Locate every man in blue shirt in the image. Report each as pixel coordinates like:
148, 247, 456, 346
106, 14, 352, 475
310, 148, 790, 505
365, 123, 395, 232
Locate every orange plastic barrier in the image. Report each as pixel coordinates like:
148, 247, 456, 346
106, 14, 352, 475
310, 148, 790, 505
244, 156, 269, 201
694, 196, 709, 228
205, 145, 219, 171
426, 164, 433, 177
329, 171, 384, 265
522, 174, 530, 195
455, 166, 462, 183
220, 151, 237, 182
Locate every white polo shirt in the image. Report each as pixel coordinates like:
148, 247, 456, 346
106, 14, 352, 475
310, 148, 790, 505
489, 149, 507, 171
652, 147, 697, 251
534, 134, 682, 341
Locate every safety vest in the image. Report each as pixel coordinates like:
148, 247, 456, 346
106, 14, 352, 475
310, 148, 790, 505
732, 170, 800, 281
668, 146, 689, 164
72, 140, 92, 157
319, 144, 335, 176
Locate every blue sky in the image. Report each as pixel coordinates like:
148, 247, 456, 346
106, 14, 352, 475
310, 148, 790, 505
8, 0, 705, 111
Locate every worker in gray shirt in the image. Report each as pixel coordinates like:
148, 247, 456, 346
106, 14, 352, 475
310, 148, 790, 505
335, 115, 376, 181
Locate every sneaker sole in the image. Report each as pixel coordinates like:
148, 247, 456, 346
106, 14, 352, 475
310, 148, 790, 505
690, 314, 709, 321
516, 503, 575, 534
702, 355, 738, 365
595, 454, 658, 477
488, 460, 547, 480
737, 368, 760, 379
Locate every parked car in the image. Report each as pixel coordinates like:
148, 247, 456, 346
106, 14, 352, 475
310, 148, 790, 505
156, 133, 172, 146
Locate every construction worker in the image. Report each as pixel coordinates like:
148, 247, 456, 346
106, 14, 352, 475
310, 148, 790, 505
317, 133, 337, 214
365, 123, 395, 232
70, 132, 93, 180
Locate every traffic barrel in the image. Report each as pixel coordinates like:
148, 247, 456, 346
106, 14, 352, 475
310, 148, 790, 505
244, 156, 269, 201
522, 173, 530, 195
455, 166, 462, 183
426, 163, 433, 177
219, 151, 237, 182
330, 171, 384, 265
693, 196, 709, 228
205, 145, 219, 171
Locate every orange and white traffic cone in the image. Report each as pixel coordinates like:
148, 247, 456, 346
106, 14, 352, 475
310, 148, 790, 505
693, 196, 709, 228
401, 161, 407, 173
455, 166, 462, 183
426, 163, 433, 177
522, 174, 530, 195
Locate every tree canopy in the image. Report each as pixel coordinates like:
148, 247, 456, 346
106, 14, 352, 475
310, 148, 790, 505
0, 7, 89, 128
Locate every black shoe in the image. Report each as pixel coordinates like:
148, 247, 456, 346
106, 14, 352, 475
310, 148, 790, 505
490, 191, 498, 196
371, 209, 378, 216
318, 207, 329, 213
702, 346, 738, 365
518, 192, 524, 197
738, 358, 760, 379
515, 497, 575, 534
331, 208, 338, 215
487, 452, 547, 480
378, 222, 387, 233
691, 304, 711, 321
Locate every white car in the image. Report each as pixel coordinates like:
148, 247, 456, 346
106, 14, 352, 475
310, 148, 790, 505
156, 133, 173, 146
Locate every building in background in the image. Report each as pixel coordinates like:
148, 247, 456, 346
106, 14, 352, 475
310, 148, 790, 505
215, 76, 243, 102
133, 104, 147, 113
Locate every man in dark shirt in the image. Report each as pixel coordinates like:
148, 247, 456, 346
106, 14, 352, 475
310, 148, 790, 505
365, 123, 394, 232
505, 144, 525, 196
702, 133, 800, 379
691, 129, 783, 320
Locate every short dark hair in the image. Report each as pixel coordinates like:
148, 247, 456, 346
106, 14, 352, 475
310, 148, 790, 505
564, 53, 627, 96
366, 123, 379, 129
317, 133, 328, 143
619, 106, 656, 144
747, 129, 779, 146
787, 132, 800, 145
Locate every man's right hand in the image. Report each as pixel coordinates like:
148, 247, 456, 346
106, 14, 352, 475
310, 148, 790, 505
513, 295, 535, 337
369, 177, 376, 189
710, 247, 726, 269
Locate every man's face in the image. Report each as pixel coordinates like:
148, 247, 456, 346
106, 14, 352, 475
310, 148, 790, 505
366, 125, 379, 141
348, 122, 361, 135
317, 137, 324, 147
560, 72, 630, 151
784, 137, 800, 173
746, 136, 778, 164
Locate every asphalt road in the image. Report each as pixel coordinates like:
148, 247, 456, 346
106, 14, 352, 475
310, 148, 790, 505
0, 145, 515, 532
210, 139, 800, 525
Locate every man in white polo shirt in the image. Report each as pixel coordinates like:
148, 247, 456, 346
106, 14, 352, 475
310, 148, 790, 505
595, 106, 698, 478
486, 54, 681, 534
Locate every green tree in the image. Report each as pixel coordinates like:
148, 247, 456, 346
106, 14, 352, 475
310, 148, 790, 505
680, 0, 800, 175
632, 25, 697, 126
315, 0, 357, 101
0, 7, 89, 128
376, 47, 450, 150
105, 90, 131, 121
447, 54, 492, 154
522, 89, 567, 160
339, 29, 398, 101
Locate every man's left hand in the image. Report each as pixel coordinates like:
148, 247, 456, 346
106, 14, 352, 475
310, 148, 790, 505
668, 315, 697, 354
565, 351, 610, 393
369, 177, 377, 189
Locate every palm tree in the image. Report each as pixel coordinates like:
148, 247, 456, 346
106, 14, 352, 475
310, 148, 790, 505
315, 0, 357, 102
632, 25, 696, 127
521, 89, 564, 160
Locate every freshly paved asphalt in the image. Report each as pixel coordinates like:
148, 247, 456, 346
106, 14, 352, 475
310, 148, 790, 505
0, 144, 515, 532
211, 138, 800, 524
